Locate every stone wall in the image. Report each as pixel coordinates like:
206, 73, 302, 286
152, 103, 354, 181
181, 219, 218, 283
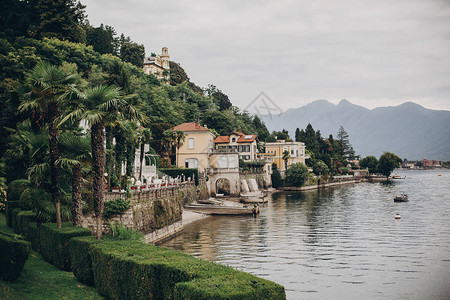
81, 183, 203, 242
240, 173, 268, 190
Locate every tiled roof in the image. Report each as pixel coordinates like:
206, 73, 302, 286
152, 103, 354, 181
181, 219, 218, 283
214, 136, 230, 143
237, 135, 257, 143
172, 122, 210, 132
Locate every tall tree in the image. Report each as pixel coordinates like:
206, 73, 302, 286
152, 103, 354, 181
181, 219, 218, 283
304, 123, 319, 155
19, 61, 80, 228
336, 126, 354, 160
63, 85, 145, 239
86, 24, 115, 55
34, 0, 87, 43
120, 42, 145, 68
282, 150, 290, 170
137, 127, 152, 181
378, 152, 402, 178
58, 131, 91, 226
360, 155, 378, 174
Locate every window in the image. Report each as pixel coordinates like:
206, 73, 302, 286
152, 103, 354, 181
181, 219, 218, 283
232, 138, 236, 142
244, 145, 250, 152
188, 138, 194, 149
238, 145, 243, 152
185, 158, 198, 168
291, 149, 294, 155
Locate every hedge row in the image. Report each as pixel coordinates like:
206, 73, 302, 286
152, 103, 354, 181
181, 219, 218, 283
5, 201, 21, 227
70, 236, 286, 299
159, 168, 199, 185
0, 231, 31, 281
39, 223, 91, 271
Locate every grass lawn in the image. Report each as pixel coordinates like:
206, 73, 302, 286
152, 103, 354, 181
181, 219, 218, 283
0, 213, 102, 299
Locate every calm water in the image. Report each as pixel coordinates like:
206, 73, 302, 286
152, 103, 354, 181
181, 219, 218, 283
161, 170, 450, 299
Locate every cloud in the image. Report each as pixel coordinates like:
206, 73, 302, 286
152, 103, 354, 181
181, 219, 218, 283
82, 0, 450, 111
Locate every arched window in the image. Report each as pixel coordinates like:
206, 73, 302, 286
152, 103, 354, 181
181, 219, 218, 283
232, 138, 236, 142
185, 158, 198, 168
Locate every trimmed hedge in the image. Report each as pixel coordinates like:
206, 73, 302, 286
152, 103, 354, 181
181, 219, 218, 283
11, 208, 22, 233
70, 236, 95, 285
70, 236, 286, 299
26, 222, 40, 251
16, 210, 37, 236
159, 168, 199, 185
39, 222, 91, 271
0, 231, 31, 281
5, 201, 21, 227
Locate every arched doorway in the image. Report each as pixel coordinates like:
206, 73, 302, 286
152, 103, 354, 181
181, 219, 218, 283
215, 178, 231, 196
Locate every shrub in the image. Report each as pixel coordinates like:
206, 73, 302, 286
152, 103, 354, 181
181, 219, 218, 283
159, 168, 199, 185
0, 232, 31, 281
16, 210, 36, 236
5, 201, 21, 227
285, 163, 309, 187
7, 179, 30, 202
39, 222, 91, 271
70, 237, 286, 300
174, 272, 286, 300
109, 221, 144, 242
70, 236, 97, 285
103, 198, 130, 219
271, 168, 283, 189
11, 208, 22, 233
27, 222, 40, 251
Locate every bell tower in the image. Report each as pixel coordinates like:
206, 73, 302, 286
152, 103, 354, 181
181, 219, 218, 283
161, 47, 170, 69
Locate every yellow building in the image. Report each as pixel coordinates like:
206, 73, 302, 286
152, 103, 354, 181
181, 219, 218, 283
172, 122, 215, 172
143, 47, 170, 80
264, 140, 307, 172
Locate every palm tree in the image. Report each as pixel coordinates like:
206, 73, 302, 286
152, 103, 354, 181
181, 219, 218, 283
282, 150, 290, 170
162, 129, 177, 165
138, 127, 152, 181
19, 62, 80, 228
58, 132, 91, 226
173, 130, 186, 167
62, 85, 145, 239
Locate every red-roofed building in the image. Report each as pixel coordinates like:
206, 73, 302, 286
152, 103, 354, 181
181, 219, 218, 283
214, 131, 258, 162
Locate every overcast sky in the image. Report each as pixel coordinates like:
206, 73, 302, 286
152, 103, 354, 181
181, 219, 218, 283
82, 0, 450, 112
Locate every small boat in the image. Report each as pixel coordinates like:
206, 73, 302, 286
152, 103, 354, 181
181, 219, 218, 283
185, 204, 259, 215
240, 197, 268, 204
392, 175, 406, 179
395, 213, 401, 219
394, 194, 408, 202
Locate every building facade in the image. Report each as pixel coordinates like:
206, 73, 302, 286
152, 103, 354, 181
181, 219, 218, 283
264, 140, 308, 172
143, 47, 170, 80
172, 122, 215, 172
214, 132, 258, 162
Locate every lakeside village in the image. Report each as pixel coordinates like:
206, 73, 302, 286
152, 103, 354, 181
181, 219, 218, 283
1, 47, 449, 299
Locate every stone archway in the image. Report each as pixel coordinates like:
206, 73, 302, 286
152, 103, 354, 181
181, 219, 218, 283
209, 171, 240, 197
215, 178, 231, 196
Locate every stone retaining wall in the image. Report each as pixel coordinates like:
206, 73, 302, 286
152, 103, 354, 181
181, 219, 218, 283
81, 183, 201, 241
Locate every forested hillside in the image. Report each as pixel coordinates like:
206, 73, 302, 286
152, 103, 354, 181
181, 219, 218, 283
0, 0, 270, 182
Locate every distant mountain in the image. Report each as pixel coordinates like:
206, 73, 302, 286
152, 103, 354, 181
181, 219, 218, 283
260, 100, 450, 161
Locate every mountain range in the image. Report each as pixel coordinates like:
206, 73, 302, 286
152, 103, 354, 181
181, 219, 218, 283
260, 100, 450, 161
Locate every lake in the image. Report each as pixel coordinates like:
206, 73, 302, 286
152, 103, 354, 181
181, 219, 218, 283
161, 170, 450, 299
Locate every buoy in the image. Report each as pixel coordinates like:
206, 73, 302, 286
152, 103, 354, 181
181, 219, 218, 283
395, 213, 401, 220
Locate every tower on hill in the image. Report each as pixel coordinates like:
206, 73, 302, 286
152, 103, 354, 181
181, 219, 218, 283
143, 47, 170, 81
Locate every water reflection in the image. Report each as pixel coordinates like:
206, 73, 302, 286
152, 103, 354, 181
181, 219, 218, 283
162, 170, 450, 299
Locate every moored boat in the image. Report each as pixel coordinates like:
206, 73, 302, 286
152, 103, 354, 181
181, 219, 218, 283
394, 194, 408, 202
185, 204, 259, 215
